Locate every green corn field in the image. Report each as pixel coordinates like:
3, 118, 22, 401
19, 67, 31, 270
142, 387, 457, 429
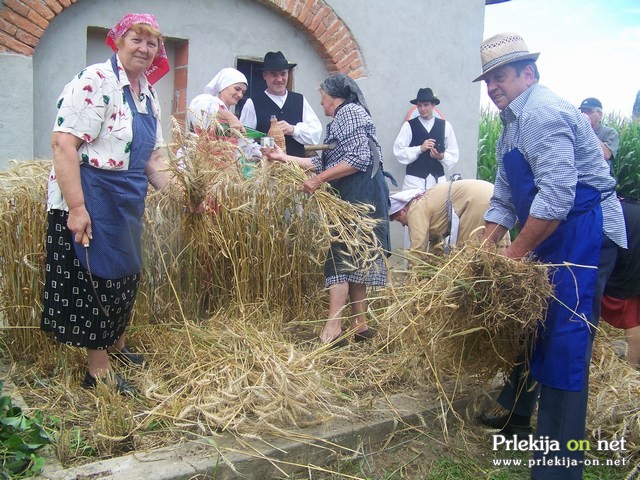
477, 110, 640, 200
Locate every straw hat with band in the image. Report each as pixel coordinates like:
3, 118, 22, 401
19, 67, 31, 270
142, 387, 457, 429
473, 32, 540, 83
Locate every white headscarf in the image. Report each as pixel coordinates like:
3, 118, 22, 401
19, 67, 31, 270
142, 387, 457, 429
203, 68, 248, 96
389, 189, 424, 215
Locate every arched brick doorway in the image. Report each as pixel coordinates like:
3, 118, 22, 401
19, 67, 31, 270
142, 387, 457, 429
0, 0, 365, 77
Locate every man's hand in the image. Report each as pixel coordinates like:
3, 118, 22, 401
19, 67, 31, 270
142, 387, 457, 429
277, 120, 295, 136
420, 139, 435, 153
428, 146, 445, 160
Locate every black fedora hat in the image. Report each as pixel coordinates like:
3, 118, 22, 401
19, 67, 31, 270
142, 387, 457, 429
410, 87, 440, 105
261, 51, 297, 71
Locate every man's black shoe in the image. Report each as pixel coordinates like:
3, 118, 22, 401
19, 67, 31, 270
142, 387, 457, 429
478, 411, 532, 434
479, 412, 511, 429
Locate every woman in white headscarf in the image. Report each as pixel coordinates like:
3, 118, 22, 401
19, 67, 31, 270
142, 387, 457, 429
187, 67, 248, 133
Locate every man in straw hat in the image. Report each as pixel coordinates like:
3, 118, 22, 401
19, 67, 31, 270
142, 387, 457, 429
393, 87, 459, 192
474, 32, 626, 479
240, 51, 321, 157
388, 179, 508, 255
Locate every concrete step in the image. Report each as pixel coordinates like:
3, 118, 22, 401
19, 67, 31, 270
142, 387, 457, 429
40, 390, 467, 480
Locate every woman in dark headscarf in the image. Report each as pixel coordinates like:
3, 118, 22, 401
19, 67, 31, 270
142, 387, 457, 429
264, 73, 390, 346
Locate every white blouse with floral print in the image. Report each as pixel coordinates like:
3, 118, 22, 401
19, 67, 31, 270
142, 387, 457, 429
47, 54, 163, 211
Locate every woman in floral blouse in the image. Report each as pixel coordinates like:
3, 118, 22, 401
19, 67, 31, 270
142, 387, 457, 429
264, 73, 391, 347
41, 13, 172, 395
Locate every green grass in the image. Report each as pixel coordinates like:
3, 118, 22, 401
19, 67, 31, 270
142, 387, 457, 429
299, 429, 635, 479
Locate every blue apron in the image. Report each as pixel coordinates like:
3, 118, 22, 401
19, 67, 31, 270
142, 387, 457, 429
504, 148, 602, 391
72, 55, 156, 280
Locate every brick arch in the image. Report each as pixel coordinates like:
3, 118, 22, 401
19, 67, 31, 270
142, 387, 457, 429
253, 0, 364, 78
0, 0, 365, 78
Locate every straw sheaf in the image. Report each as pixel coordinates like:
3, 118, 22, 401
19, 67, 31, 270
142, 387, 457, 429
588, 326, 640, 463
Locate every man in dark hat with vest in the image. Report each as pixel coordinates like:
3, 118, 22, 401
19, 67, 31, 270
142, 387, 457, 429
579, 97, 619, 163
240, 51, 321, 156
474, 32, 626, 480
393, 87, 459, 191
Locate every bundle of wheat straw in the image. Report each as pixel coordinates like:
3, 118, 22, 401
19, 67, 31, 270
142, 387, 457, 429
0, 160, 50, 358
373, 245, 552, 389
588, 327, 640, 462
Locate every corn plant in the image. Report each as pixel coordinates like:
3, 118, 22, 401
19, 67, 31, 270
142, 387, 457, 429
476, 107, 501, 183
610, 118, 640, 199
478, 111, 640, 199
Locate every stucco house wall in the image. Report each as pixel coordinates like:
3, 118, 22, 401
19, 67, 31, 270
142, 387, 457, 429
0, 0, 486, 249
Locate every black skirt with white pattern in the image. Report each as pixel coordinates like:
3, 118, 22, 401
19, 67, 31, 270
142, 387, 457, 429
40, 210, 140, 349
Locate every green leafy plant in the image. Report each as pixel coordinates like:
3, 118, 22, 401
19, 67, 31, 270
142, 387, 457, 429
0, 382, 53, 478
476, 107, 502, 183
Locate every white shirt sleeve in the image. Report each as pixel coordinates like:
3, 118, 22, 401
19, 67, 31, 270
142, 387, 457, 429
239, 99, 257, 129
292, 97, 322, 145
187, 94, 224, 131
393, 121, 422, 165
441, 121, 459, 171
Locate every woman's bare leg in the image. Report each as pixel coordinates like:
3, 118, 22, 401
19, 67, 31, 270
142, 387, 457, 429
348, 282, 368, 333
320, 282, 350, 343
111, 333, 126, 351
625, 325, 640, 366
87, 349, 110, 378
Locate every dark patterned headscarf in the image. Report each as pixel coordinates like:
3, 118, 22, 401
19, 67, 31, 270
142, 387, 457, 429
321, 73, 370, 115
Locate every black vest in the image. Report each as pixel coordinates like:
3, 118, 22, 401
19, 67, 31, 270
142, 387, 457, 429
253, 91, 305, 156
405, 117, 446, 179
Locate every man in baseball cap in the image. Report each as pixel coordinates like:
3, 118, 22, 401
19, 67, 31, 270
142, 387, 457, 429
579, 97, 619, 162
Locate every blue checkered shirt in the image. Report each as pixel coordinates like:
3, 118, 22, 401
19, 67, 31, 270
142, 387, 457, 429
311, 102, 382, 173
484, 84, 626, 248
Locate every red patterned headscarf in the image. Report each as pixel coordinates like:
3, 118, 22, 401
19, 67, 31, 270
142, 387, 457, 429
106, 13, 170, 84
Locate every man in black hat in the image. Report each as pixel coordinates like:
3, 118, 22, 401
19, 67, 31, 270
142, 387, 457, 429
392, 87, 459, 191
239, 51, 321, 156
579, 97, 619, 163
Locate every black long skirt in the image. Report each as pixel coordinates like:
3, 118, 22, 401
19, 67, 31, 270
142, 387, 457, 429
40, 210, 140, 349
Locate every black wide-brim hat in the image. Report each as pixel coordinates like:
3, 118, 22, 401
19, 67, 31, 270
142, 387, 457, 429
261, 51, 297, 71
410, 87, 440, 105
